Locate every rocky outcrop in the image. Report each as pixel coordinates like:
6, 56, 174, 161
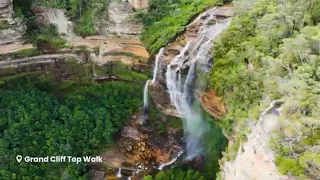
101, 1, 143, 36
223, 100, 288, 180
127, 0, 149, 10
100, 111, 183, 179
0, 0, 26, 45
0, 0, 13, 19
0, 54, 84, 69
0, 23, 26, 44
212, 6, 234, 17
33, 7, 76, 40
74, 36, 149, 66
199, 90, 226, 119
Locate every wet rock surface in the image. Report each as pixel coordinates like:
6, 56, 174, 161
97, 111, 183, 179
199, 89, 226, 119
33, 7, 76, 40
149, 6, 233, 119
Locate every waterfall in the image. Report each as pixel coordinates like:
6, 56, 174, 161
165, 12, 231, 159
43, 8, 74, 39
152, 48, 165, 84
143, 80, 151, 109
158, 150, 184, 170
141, 48, 165, 123
116, 168, 122, 178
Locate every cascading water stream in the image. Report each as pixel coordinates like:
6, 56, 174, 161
166, 16, 231, 159
142, 48, 164, 123
158, 150, 184, 170
43, 9, 74, 37
116, 168, 122, 178
143, 80, 151, 109
152, 48, 165, 84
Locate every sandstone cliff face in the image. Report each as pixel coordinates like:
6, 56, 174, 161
74, 36, 149, 66
199, 90, 226, 120
0, 0, 26, 45
223, 101, 288, 180
0, 0, 12, 19
33, 7, 75, 40
101, 1, 143, 37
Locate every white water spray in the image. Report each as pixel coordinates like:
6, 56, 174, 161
143, 80, 151, 109
158, 150, 184, 170
116, 168, 122, 178
165, 11, 231, 159
152, 48, 165, 84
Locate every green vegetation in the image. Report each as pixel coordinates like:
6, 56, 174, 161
33, 24, 69, 52
0, 20, 10, 30
34, 0, 110, 36
144, 168, 205, 180
0, 62, 144, 179
209, 0, 320, 178
103, 52, 149, 62
102, 62, 150, 81
137, 0, 231, 54
11, 49, 40, 58
13, 0, 109, 39
12, 0, 68, 52
68, 0, 110, 37
202, 111, 228, 179
146, 108, 227, 180
0, 48, 41, 61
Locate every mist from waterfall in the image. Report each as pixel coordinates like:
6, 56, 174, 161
166, 11, 231, 159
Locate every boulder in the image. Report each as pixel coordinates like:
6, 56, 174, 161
127, 0, 149, 10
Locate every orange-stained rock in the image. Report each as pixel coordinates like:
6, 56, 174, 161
199, 89, 226, 120
74, 36, 149, 59
74, 36, 149, 66
153, 149, 170, 163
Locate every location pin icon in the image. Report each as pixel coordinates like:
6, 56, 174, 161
16, 155, 22, 163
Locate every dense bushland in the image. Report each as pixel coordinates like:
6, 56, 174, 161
137, 0, 231, 54
209, 0, 320, 178
0, 63, 144, 179
144, 168, 205, 180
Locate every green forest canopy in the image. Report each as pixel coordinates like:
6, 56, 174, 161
0, 68, 143, 179
137, 0, 232, 54
209, 0, 320, 178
